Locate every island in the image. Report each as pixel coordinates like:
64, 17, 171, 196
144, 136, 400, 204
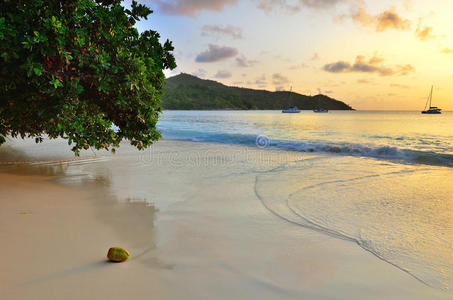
162, 73, 354, 110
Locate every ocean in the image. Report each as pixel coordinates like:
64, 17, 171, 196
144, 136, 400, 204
158, 110, 453, 290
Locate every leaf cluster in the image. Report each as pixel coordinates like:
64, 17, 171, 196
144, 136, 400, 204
0, 0, 176, 154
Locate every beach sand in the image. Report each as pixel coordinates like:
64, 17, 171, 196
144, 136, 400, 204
0, 140, 450, 299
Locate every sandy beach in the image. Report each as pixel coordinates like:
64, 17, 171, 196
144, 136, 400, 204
0, 139, 450, 299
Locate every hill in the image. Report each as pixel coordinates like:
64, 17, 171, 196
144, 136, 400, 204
161, 73, 354, 110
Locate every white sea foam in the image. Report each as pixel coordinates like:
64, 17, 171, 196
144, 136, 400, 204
255, 155, 453, 290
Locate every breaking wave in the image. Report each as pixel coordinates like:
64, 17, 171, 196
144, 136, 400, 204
162, 130, 453, 167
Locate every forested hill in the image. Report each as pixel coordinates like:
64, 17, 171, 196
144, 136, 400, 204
161, 73, 354, 110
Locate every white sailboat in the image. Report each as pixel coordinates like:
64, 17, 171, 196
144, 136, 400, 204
421, 86, 442, 114
282, 86, 301, 113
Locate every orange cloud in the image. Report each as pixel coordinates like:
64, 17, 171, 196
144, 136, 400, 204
348, 4, 411, 32
375, 7, 411, 32
415, 19, 435, 41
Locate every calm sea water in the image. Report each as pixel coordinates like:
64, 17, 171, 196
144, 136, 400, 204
158, 111, 453, 167
158, 110, 453, 290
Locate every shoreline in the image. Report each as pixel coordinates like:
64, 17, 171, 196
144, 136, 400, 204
1, 139, 450, 299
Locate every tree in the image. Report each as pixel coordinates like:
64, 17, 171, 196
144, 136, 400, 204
0, 0, 176, 154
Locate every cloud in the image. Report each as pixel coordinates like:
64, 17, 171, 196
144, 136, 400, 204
368, 54, 384, 64
415, 19, 435, 41
256, 0, 343, 13
155, 0, 238, 16
324, 61, 351, 73
323, 55, 415, 76
375, 7, 411, 32
214, 70, 232, 78
390, 83, 410, 89
397, 64, 415, 75
311, 52, 320, 61
256, 0, 300, 13
191, 68, 207, 78
346, 3, 410, 32
255, 74, 267, 85
289, 63, 308, 70
272, 73, 290, 85
195, 44, 238, 63
442, 48, 453, 54
257, 1, 411, 34
301, 0, 342, 9
236, 55, 258, 67
201, 25, 243, 39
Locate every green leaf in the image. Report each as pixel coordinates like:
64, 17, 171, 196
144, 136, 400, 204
33, 67, 43, 76
50, 76, 63, 88
0, 0, 176, 155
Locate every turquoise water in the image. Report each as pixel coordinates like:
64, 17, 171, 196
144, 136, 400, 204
158, 111, 453, 167
159, 110, 453, 290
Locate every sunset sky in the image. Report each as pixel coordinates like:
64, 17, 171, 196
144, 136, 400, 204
134, 0, 453, 110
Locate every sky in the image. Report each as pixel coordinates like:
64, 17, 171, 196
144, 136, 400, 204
132, 0, 453, 110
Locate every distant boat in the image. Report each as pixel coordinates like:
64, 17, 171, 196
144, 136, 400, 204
282, 86, 301, 113
282, 107, 301, 113
313, 109, 328, 113
422, 86, 442, 114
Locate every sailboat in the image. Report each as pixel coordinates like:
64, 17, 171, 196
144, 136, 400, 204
421, 86, 442, 114
282, 86, 301, 113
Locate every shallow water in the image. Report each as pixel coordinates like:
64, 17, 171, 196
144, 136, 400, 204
254, 156, 453, 290
158, 110, 453, 290
2, 110, 453, 292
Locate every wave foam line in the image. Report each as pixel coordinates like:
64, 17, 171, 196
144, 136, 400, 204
162, 131, 453, 167
253, 172, 433, 289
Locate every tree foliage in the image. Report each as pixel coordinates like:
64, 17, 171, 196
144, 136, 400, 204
0, 0, 176, 154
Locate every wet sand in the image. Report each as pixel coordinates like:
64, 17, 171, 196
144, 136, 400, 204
0, 139, 450, 299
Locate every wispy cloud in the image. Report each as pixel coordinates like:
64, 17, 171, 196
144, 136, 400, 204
257, 1, 411, 34
256, 0, 343, 13
415, 19, 435, 41
376, 7, 411, 32
311, 52, 320, 61
155, 0, 238, 16
195, 44, 238, 63
390, 83, 410, 89
191, 68, 207, 78
349, 5, 411, 32
272, 73, 290, 85
289, 63, 308, 70
236, 55, 258, 67
323, 55, 415, 76
201, 25, 243, 39
357, 79, 372, 84
442, 48, 453, 54
255, 74, 267, 85
214, 70, 232, 78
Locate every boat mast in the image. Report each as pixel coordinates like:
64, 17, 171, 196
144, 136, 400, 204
429, 85, 433, 108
